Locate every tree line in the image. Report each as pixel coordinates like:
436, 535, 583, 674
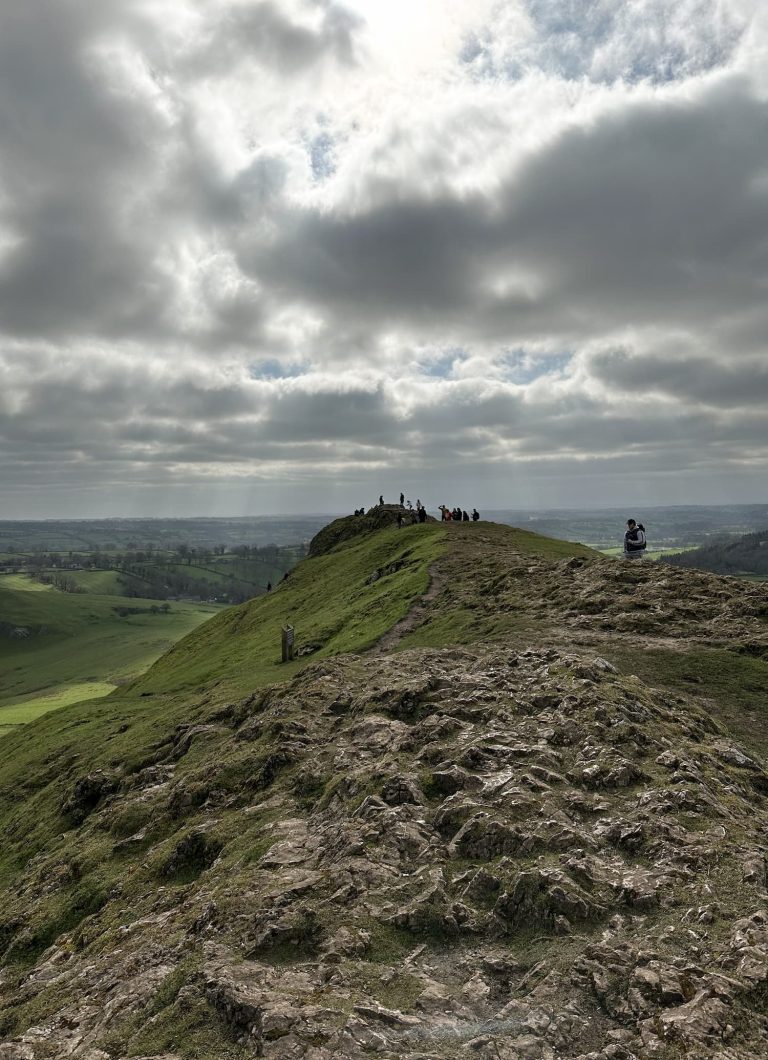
3, 542, 308, 604
661, 530, 768, 577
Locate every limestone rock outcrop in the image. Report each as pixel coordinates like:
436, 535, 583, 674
3, 644, 768, 1057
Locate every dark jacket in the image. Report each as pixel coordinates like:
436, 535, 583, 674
624, 525, 647, 553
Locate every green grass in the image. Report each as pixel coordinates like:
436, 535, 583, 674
0, 582, 222, 710
650, 546, 699, 557
59, 569, 133, 595
597, 546, 697, 559
130, 521, 447, 699
0, 682, 116, 734
398, 522, 596, 651
608, 644, 768, 758
0, 574, 53, 592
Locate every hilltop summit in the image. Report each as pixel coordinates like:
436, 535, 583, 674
308, 505, 436, 558
1, 520, 767, 1059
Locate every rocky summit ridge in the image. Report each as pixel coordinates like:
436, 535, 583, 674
1, 518, 768, 1060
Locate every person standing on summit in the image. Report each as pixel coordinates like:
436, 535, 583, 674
623, 519, 647, 560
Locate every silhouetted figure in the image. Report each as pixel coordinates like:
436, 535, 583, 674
462, 510, 469, 522
379, 494, 384, 506
418, 506, 427, 523
406, 499, 412, 509
416, 498, 421, 509
400, 492, 404, 506
472, 509, 480, 521
266, 581, 272, 592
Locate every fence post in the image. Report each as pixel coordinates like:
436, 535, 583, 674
281, 625, 295, 662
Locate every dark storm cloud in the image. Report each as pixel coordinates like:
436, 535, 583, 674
245, 77, 768, 349
242, 197, 488, 323
0, 1, 180, 341
503, 79, 768, 329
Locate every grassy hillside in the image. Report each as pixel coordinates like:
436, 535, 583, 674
0, 581, 221, 733
1, 518, 768, 1058
131, 520, 447, 697
58, 569, 145, 595
0, 520, 447, 881
0, 519, 594, 884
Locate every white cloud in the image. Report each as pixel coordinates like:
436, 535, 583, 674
0, 0, 766, 515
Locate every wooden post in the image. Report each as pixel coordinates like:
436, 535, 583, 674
281, 625, 295, 662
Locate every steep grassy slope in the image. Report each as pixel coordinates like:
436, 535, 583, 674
1, 519, 768, 1058
0, 522, 447, 879
130, 520, 446, 697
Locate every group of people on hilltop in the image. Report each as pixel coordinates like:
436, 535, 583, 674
439, 505, 479, 522
369, 494, 481, 526
361, 499, 648, 557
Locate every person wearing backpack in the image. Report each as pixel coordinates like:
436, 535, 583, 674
623, 519, 647, 559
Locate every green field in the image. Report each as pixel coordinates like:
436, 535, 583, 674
0, 574, 54, 591
61, 569, 139, 594
162, 557, 285, 590
0, 581, 222, 737
0, 683, 116, 737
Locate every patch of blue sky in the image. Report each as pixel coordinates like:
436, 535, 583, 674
501, 350, 573, 384
460, 0, 744, 87
309, 131, 336, 182
249, 360, 306, 380
416, 349, 466, 378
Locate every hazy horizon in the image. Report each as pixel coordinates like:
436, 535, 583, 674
2, 500, 767, 524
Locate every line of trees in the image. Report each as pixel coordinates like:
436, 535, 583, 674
662, 530, 768, 577
1, 541, 308, 604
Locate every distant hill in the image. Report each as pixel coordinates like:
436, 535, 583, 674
661, 528, 768, 577
1, 518, 768, 1058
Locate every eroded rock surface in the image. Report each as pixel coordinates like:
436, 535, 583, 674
2, 646, 768, 1058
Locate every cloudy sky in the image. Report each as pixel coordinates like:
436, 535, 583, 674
1, 0, 767, 517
